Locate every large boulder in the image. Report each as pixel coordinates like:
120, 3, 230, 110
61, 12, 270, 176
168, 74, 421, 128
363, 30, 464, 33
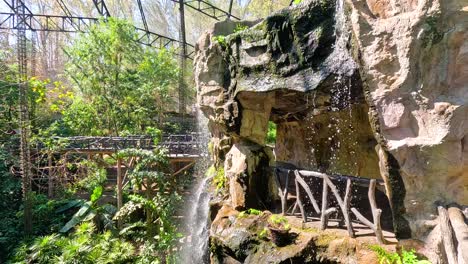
347, 0, 468, 236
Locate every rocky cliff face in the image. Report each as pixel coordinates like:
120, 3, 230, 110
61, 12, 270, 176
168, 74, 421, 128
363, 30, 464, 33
195, 0, 467, 263
348, 0, 468, 235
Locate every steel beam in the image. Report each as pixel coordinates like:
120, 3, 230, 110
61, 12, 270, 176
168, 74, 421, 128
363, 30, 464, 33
0, 12, 195, 59
171, 0, 240, 20
92, 0, 110, 17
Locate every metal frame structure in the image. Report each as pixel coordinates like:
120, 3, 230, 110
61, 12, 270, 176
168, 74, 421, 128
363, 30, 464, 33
1, 0, 238, 111
170, 0, 239, 20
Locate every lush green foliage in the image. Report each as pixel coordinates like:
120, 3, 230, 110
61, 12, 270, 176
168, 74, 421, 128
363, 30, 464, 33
0, 148, 22, 261
369, 245, 431, 264
63, 18, 179, 136
11, 223, 134, 264
1, 17, 184, 264
115, 147, 182, 260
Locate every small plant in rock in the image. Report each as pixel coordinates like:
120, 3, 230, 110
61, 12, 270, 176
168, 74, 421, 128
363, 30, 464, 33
268, 215, 291, 230
207, 165, 226, 191
267, 215, 291, 247
369, 245, 431, 264
258, 227, 269, 240
238, 208, 263, 218
234, 24, 249, 33
212, 35, 227, 47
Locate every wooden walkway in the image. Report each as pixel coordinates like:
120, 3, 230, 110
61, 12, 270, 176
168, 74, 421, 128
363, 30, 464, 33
274, 167, 389, 244
30, 133, 209, 199
35, 133, 209, 160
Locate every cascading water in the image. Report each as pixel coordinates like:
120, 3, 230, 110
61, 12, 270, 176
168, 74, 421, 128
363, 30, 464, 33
308, 0, 359, 173
180, 107, 211, 264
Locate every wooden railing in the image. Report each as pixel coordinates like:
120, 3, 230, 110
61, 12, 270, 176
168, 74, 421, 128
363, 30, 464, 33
274, 167, 388, 244
34, 133, 209, 157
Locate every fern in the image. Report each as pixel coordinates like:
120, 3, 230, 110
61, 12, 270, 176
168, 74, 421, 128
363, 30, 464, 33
369, 245, 431, 264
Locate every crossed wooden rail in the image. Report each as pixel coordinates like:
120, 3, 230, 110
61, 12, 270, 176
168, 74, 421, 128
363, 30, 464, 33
274, 167, 387, 244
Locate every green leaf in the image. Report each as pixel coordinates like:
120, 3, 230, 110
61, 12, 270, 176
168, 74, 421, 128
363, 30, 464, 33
60, 202, 91, 233
55, 199, 84, 213
90, 186, 103, 203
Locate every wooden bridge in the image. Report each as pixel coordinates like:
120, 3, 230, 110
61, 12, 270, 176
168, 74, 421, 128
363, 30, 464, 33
30, 133, 209, 198
35, 133, 209, 160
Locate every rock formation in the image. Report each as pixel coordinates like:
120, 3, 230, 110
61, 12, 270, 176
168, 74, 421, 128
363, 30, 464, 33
195, 0, 467, 263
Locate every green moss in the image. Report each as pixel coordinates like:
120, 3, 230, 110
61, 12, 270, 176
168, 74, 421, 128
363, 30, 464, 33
300, 227, 320, 233
238, 208, 263, 219
258, 227, 269, 240
422, 14, 444, 48
212, 166, 226, 191
315, 232, 339, 247
265, 121, 277, 145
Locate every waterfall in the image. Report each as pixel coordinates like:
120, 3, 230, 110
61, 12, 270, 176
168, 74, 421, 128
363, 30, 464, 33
180, 107, 211, 264
181, 176, 212, 263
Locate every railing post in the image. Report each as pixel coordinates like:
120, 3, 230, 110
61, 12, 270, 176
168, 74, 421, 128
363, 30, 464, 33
117, 157, 123, 229
295, 176, 306, 223
47, 151, 54, 198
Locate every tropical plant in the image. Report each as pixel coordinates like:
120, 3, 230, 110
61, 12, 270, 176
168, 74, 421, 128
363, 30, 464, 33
11, 222, 134, 264
59, 186, 116, 233
115, 147, 182, 259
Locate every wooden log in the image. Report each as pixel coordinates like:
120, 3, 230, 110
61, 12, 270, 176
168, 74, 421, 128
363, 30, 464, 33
290, 201, 297, 214
323, 176, 355, 237
295, 170, 320, 213
172, 161, 195, 177
320, 178, 329, 230
343, 179, 354, 238
350, 179, 386, 244
295, 178, 307, 223
448, 207, 468, 264
438, 206, 458, 264
274, 169, 289, 215
283, 171, 290, 216
369, 179, 385, 244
